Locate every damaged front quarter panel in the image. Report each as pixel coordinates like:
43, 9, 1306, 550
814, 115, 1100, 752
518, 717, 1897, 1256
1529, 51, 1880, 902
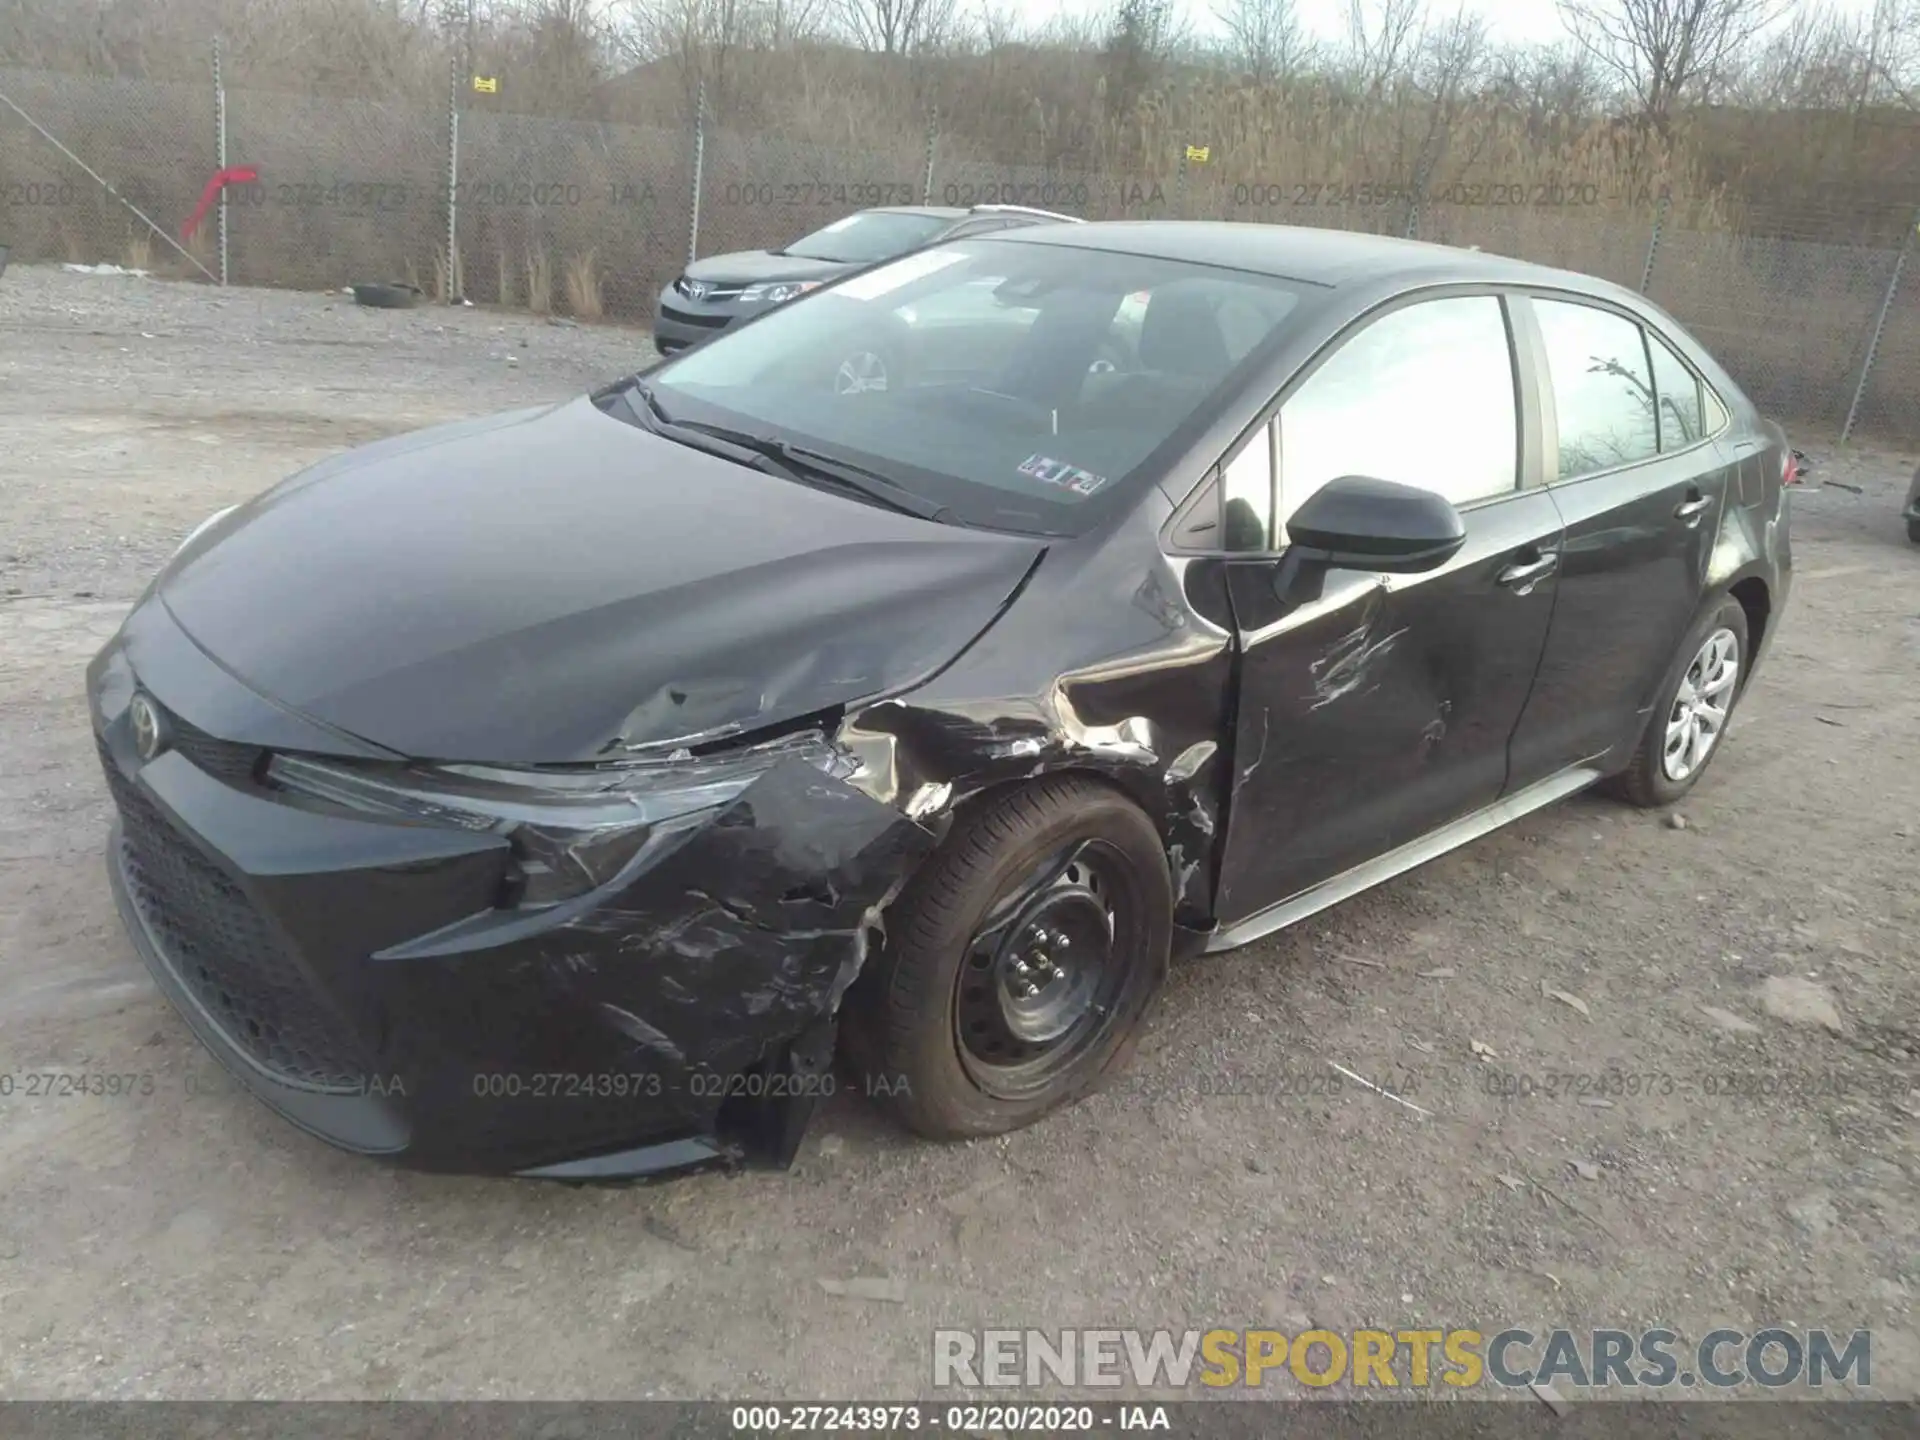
376, 744, 935, 1177
830, 498, 1240, 938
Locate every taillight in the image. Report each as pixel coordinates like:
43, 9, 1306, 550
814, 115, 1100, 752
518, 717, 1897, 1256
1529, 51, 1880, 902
1783, 449, 1800, 486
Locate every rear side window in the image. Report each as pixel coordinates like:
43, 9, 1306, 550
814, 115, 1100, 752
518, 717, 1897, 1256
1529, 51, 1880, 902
1703, 386, 1730, 432
1276, 295, 1518, 542
1646, 331, 1704, 451
1534, 298, 1659, 479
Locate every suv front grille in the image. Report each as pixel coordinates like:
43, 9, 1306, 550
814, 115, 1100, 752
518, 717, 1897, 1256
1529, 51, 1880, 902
675, 277, 745, 303
99, 738, 370, 1092
660, 303, 730, 328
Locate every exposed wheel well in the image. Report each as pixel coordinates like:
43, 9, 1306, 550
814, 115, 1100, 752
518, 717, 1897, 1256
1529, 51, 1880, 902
1728, 577, 1770, 679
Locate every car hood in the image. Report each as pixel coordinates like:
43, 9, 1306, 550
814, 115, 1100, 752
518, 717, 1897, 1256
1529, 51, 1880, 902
682, 251, 854, 286
156, 396, 1043, 764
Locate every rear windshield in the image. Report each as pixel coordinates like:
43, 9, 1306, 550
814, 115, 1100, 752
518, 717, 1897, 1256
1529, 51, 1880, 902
649, 239, 1309, 535
783, 211, 951, 264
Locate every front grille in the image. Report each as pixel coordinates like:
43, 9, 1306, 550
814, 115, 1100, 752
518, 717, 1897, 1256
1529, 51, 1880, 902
168, 711, 266, 785
99, 738, 370, 1092
660, 303, 730, 329
674, 277, 744, 303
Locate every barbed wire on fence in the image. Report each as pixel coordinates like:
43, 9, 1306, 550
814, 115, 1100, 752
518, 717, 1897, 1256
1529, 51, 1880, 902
1, 60, 1914, 444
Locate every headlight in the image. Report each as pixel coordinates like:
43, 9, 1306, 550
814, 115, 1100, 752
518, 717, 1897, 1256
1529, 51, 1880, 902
267, 731, 851, 907
174, 504, 236, 558
740, 280, 819, 305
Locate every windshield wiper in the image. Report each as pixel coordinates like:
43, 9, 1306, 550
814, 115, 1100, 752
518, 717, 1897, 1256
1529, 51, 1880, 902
674, 422, 951, 522
605, 380, 949, 522
605, 380, 791, 470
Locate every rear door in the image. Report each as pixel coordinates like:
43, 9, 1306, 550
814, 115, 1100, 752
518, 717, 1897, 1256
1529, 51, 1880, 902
1505, 295, 1741, 787
1213, 292, 1566, 922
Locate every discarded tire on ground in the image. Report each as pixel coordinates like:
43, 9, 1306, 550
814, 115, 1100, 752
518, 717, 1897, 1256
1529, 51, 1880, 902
350, 281, 423, 309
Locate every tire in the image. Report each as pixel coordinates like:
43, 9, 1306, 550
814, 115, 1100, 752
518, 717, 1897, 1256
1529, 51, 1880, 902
351, 282, 423, 309
843, 776, 1171, 1140
1907, 517, 1920, 545
1607, 594, 1750, 809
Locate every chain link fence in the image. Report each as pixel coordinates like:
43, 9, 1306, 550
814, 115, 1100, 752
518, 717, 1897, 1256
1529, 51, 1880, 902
2, 59, 1915, 445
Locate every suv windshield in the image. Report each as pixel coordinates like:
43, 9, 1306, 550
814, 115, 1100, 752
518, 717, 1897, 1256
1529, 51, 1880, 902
783, 211, 951, 264
645, 239, 1308, 535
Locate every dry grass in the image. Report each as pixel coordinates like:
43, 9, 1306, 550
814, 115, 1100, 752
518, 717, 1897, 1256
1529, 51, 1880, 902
525, 246, 552, 315
562, 250, 602, 320
430, 245, 466, 304
496, 248, 515, 309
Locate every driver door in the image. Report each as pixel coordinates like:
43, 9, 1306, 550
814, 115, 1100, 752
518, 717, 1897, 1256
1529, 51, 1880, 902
1213, 293, 1566, 926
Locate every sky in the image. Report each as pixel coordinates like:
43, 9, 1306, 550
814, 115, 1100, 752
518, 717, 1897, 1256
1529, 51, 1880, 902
1029, 0, 1883, 51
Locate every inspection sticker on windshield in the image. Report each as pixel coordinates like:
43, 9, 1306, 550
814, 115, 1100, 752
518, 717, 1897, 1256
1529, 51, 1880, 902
1018, 454, 1110, 497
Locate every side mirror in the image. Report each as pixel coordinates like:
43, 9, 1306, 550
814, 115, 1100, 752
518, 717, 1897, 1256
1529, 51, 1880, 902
1285, 475, 1467, 573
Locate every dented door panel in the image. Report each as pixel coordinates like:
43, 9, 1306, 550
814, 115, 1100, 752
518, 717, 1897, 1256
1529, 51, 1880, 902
1213, 488, 1565, 925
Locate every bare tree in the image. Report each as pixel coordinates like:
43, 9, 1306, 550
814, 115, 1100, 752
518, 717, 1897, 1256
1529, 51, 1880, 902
1556, 0, 1790, 120
1344, 0, 1427, 92
1402, 7, 1494, 195
1100, 0, 1185, 120
613, 0, 745, 104
1486, 41, 1610, 119
833, 0, 959, 54
1723, 2, 1861, 107
972, 0, 1026, 51
1857, 0, 1920, 107
1213, 0, 1316, 84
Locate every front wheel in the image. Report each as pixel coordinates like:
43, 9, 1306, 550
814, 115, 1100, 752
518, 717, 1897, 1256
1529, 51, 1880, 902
842, 777, 1171, 1139
1607, 595, 1750, 808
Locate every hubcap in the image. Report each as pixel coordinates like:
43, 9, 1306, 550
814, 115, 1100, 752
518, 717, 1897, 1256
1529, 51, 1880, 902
954, 843, 1139, 1099
1663, 626, 1739, 781
833, 350, 888, 395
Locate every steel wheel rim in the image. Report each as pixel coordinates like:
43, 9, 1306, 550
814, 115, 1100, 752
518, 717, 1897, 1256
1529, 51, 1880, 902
834, 349, 888, 395
1663, 625, 1739, 781
954, 839, 1144, 1100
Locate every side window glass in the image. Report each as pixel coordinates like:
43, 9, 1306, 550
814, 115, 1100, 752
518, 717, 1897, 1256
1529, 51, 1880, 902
1221, 421, 1276, 551
1534, 299, 1660, 478
1647, 332, 1704, 451
1275, 296, 1518, 544
1703, 385, 1730, 433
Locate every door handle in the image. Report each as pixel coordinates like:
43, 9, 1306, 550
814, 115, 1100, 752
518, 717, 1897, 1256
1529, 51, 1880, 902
1675, 493, 1713, 524
1496, 551, 1558, 592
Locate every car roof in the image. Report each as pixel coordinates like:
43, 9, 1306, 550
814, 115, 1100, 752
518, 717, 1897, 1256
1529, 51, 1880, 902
1000, 219, 1624, 296
868, 205, 969, 220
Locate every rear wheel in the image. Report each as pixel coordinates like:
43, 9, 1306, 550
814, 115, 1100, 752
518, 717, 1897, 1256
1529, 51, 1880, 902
1907, 516, 1920, 544
1608, 595, 1749, 808
843, 777, 1170, 1139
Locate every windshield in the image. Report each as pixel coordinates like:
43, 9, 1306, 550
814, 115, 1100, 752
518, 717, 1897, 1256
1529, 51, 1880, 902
783, 211, 952, 264
646, 239, 1309, 535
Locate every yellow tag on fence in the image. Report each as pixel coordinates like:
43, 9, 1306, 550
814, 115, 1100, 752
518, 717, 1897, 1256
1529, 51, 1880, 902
1185, 145, 1211, 163
472, 75, 499, 94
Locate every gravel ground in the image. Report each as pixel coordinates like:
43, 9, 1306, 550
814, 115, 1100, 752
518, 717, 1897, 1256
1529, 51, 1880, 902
1, 266, 1916, 1403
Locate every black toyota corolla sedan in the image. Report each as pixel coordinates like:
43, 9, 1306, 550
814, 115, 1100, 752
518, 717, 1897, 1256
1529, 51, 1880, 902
652, 203, 1079, 355
91, 222, 1793, 1180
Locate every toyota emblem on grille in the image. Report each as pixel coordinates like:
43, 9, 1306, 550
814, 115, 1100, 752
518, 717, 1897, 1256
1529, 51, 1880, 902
682, 279, 710, 300
129, 692, 167, 761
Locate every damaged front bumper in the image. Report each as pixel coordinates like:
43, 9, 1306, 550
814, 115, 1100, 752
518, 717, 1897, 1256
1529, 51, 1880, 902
89, 618, 933, 1180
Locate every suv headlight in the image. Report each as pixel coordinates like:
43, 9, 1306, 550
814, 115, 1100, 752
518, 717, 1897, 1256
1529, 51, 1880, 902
740, 280, 819, 305
268, 731, 851, 907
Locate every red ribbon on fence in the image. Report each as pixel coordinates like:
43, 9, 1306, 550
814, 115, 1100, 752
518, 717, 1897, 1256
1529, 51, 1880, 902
183, 166, 259, 241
